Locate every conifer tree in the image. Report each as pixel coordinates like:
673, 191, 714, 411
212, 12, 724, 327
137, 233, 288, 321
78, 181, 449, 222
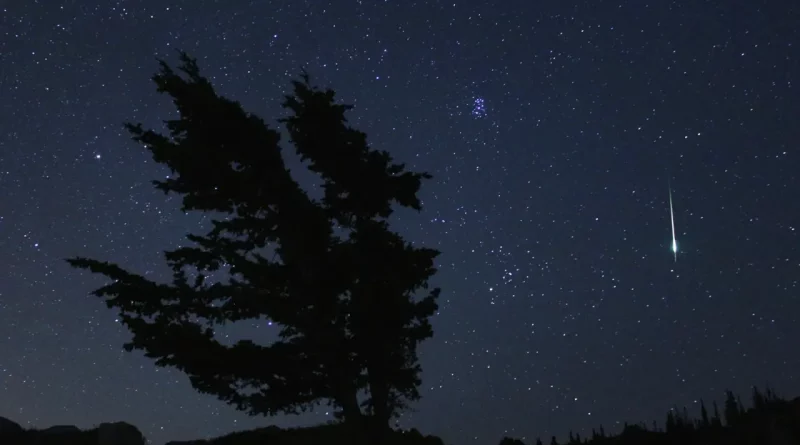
752, 386, 764, 410
724, 390, 741, 427
682, 406, 692, 430
666, 410, 676, 433
66, 52, 440, 444
765, 386, 778, 402
712, 401, 723, 428
700, 399, 710, 428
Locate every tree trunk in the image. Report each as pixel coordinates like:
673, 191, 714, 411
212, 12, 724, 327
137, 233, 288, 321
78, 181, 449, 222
366, 361, 392, 445
338, 389, 362, 422
335, 384, 369, 445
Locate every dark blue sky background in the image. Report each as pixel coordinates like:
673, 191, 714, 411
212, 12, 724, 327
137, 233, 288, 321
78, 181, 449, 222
1, 1, 798, 444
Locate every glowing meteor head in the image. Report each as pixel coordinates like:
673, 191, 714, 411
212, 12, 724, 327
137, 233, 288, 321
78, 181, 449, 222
671, 240, 678, 253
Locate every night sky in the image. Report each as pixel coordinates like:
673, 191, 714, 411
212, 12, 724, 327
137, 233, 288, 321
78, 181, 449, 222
1, 1, 799, 444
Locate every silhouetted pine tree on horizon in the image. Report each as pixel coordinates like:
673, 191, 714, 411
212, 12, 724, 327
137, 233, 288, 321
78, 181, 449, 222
66, 50, 440, 445
700, 399, 710, 428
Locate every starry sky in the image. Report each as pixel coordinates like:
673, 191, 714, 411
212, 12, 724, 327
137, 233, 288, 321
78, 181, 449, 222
1, 1, 799, 444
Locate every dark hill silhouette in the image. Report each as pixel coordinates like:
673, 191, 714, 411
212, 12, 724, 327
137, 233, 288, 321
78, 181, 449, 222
0, 419, 145, 445
165, 423, 444, 445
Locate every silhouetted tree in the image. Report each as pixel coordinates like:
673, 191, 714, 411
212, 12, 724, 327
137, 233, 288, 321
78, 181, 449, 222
665, 410, 676, 433
752, 386, 766, 411
549, 436, 558, 445
535, 438, 543, 445
765, 385, 779, 403
680, 406, 694, 431
711, 400, 723, 428
700, 399, 710, 428
724, 390, 741, 427
66, 52, 439, 444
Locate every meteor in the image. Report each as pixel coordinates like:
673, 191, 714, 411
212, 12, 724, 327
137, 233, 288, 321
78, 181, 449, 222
668, 183, 677, 262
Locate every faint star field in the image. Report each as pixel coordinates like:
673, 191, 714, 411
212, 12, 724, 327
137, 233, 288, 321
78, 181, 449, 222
0, 1, 799, 445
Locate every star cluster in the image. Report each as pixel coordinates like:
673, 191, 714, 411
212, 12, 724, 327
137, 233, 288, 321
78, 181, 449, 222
1, 1, 798, 445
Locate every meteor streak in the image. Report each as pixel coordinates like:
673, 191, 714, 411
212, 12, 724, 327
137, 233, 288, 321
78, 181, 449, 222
668, 183, 677, 262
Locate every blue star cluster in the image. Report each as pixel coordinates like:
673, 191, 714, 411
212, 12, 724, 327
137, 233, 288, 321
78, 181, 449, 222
1, 1, 798, 444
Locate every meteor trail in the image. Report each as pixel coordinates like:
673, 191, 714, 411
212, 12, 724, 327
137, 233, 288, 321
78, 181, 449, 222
668, 183, 677, 262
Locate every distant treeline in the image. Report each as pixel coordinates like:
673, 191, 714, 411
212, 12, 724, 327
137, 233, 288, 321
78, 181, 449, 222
498, 386, 800, 445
